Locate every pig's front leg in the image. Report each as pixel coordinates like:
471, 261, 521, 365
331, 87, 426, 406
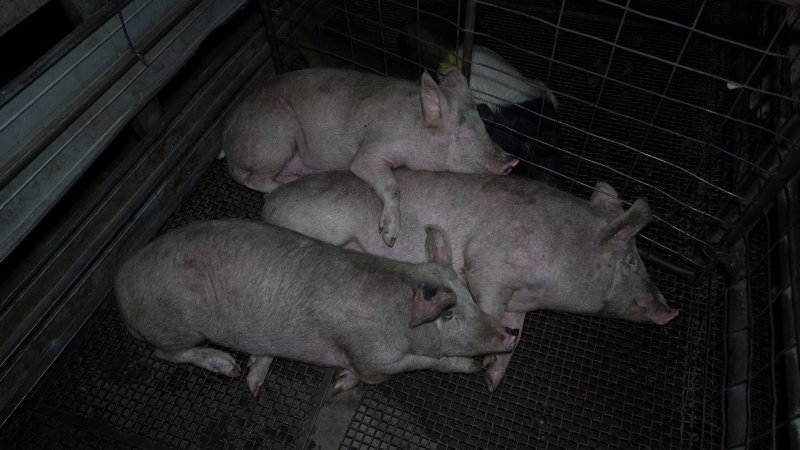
463, 275, 518, 392
334, 356, 480, 394
350, 152, 400, 247
370, 355, 482, 380
485, 311, 525, 392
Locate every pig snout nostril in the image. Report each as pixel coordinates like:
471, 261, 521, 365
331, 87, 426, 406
505, 327, 519, 336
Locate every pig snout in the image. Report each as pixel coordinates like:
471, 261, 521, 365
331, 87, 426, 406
648, 292, 679, 325
620, 291, 679, 326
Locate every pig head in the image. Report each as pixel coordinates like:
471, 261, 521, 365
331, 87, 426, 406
583, 182, 678, 325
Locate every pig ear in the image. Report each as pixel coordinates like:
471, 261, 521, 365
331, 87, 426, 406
409, 286, 456, 327
438, 67, 469, 92
591, 181, 623, 213
424, 225, 452, 267
597, 198, 652, 248
420, 71, 444, 127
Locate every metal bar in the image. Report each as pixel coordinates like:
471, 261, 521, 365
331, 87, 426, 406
0, 33, 273, 427
725, 239, 750, 450
718, 132, 800, 250
695, 116, 800, 282
0, 0, 119, 107
461, 0, 477, 82
0, 0, 198, 189
296, 367, 337, 448
0, 0, 247, 265
776, 178, 800, 450
0, 11, 263, 312
258, 0, 285, 74
638, 247, 696, 280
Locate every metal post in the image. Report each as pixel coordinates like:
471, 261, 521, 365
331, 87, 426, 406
694, 116, 800, 282
461, 0, 477, 82
258, 0, 285, 74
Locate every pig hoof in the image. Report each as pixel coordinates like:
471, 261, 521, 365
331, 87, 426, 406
485, 369, 504, 392
482, 354, 497, 369
210, 355, 241, 378
332, 369, 360, 395
382, 231, 397, 247
379, 212, 399, 247
247, 377, 264, 397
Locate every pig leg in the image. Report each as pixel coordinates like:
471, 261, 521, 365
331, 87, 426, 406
428, 357, 483, 373
333, 357, 478, 395
153, 347, 242, 377
350, 154, 400, 247
361, 355, 482, 382
332, 369, 361, 395
485, 312, 526, 392
462, 276, 517, 391
227, 96, 309, 193
246, 355, 274, 397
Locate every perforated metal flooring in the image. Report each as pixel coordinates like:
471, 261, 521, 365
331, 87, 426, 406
0, 161, 331, 450
0, 158, 727, 450
0, 1, 753, 448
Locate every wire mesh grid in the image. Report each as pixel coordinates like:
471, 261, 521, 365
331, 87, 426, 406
0, 160, 330, 449
341, 267, 726, 449
271, 0, 799, 273
0, 0, 795, 448
265, 0, 798, 448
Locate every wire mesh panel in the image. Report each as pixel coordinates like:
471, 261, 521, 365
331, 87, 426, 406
341, 268, 727, 449
0, 160, 331, 449
266, 0, 799, 448
1, 0, 797, 448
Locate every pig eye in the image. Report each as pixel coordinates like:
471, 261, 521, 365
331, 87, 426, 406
440, 309, 454, 321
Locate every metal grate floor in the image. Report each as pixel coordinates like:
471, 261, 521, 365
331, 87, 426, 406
0, 1, 765, 448
0, 161, 331, 450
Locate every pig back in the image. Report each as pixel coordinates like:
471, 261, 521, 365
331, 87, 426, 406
263, 170, 549, 271
114, 220, 415, 361
259, 69, 421, 164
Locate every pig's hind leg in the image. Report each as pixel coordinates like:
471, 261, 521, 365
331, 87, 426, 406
153, 347, 242, 377
484, 311, 525, 392
226, 96, 309, 193
332, 369, 362, 395
246, 355, 274, 397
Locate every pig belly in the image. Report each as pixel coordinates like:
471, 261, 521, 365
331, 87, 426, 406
277, 152, 314, 180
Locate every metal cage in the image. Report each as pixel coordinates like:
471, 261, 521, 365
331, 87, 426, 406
0, 0, 798, 448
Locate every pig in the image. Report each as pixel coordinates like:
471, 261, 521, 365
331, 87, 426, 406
114, 220, 517, 396
220, 68, 518, 247
262, 170, 679, 391
396, 8, 563, 188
